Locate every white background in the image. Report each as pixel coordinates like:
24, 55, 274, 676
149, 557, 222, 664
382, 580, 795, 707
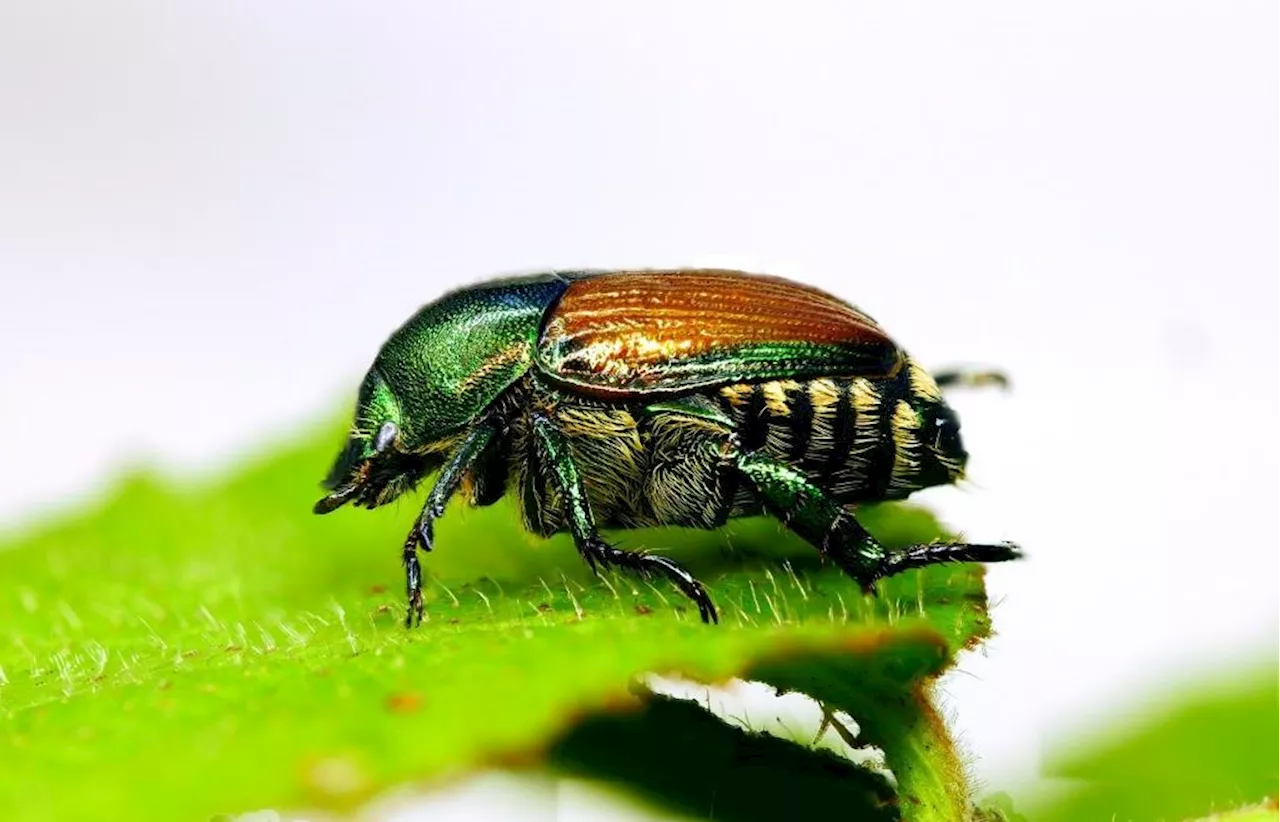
1, 1, 1276, 817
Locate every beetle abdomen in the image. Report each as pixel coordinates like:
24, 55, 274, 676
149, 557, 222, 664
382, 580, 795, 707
509, 356, 964, 536
715, 358, 963, 505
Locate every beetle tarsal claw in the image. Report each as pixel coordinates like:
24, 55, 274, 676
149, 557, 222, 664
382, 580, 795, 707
406, 590, 425, 628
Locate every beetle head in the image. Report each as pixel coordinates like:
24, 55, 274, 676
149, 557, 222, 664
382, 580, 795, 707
314, 275, 569, 515
314, 366, 442, 514
313, 373, 451, 514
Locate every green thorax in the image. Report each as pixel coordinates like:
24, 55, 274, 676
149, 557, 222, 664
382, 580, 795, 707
372, 275, 573, 444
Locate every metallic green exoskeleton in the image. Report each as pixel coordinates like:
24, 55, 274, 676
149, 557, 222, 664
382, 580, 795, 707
315, 269, 1021, 625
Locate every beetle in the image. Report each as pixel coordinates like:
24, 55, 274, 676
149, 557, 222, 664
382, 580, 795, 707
315, 269, 1021, 626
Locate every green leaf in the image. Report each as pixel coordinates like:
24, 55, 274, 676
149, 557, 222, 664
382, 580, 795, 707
1031, 660, 1278, 822
550, 690, 900, 822
973, 792, 1031, 822
0, 422, 999, 821
753, 660, 970, 821
1185, 807, 1279, 822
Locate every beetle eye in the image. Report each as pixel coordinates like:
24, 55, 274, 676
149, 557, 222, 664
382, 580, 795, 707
374, 421, 399, 454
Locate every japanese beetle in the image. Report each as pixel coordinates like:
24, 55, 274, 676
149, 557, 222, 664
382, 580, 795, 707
315, 269, 1020, 625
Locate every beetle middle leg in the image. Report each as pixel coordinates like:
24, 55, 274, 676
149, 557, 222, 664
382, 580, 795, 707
734, 450, 1021, 591
531, 412, 719, 624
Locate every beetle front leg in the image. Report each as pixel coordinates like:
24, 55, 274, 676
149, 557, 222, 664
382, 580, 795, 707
530, 413, 718, 624
402, 421, 500, 627
401, 540, 425, 627
734, 450, 1021, 591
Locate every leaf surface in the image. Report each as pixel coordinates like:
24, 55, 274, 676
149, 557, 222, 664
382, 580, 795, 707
0, 422, 998, 821
1031, 661, 1278, 822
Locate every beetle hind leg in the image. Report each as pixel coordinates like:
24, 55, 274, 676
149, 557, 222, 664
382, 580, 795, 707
734, 449, 1021, 592
875, 540, 1022, 579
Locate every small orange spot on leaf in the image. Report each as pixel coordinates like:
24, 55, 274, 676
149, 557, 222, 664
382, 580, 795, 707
385, 692, 423, 714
